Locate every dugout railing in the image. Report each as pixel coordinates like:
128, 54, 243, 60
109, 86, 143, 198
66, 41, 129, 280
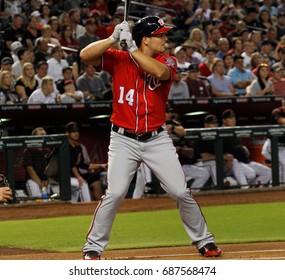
0, 134, 71, 202
185, 125, 285, 189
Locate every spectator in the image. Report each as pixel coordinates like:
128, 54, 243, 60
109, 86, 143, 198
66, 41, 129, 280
270, 62, 285, 96
15, 62, 38, 102
48, 16, 61, 41
79, 1, 91, 26
89, 0, 111, 22
2, 14, 24, 56
259, 40, 276, 66
12, 47, 33, 80
257, 9, 273, 30
60, 79, 84, 103
23, 127, 54, 198
206, 26, 222, 48
89, 9, 108, 40
243, 6, 259, 30
47, 46, 69, 82
183, 40, 203, 65
227, 54, 256, 96
222, 109, 271, 188
56, 65, 76, 94
216, 37, 230, 59
276, 12, 285, 41
184, 64, 210, 97
23, 12, 42, 50
76, 64, 107, 101
196, 114, 250, 188
188, 27, 206, 56
168, 69, 190, 100
0, 57, 13, 73
66, 122, 107, 202
10, 41, 23, 64
223, 53, 234, 74
227, 37, 243, 56
39, 2, 52, 25
208, 58, 235, 97
246, 63, 274, 96
33, 37, 50, 66
199, 47, 217, 77
0, 70, 20, 104
249, 30, 262, 52
174, 46, 190, 73
242, 41, 256, 70
78, 18, 100, 50
59, 24, 79, 55
68, 8, 85, 40
27, 76, 56, 104
259, 0, 278, 18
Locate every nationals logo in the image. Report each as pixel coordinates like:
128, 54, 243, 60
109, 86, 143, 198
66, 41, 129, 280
146, 74, 161, 90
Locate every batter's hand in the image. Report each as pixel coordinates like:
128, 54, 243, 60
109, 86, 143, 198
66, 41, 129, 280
0, 187, 13, 203
109, 21, 129, 43
120, 30, 138, 53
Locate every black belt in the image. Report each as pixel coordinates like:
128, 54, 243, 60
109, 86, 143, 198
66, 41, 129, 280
112, 125, 164, 142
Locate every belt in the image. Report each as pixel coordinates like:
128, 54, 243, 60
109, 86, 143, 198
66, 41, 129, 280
112, 125, 164, 142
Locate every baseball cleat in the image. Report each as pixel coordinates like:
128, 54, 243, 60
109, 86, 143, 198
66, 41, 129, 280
83, 251, 101, 260
199, 243, 222, 257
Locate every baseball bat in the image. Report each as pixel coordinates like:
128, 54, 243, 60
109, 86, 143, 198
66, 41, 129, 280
120, 0, 132, 51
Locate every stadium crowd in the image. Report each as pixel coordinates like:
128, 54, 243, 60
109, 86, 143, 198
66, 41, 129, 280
1, 0, 285, 104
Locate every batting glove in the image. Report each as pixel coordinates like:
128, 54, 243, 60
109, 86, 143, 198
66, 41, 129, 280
120, 30, 138, 53
109, 21, 130, 43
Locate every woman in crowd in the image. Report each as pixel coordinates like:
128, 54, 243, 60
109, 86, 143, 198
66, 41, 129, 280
59, 24, 79, 55
15, 62, 38, 103
246, 63, 274, 96
223, 53, 234, 74
0, 70, 20, 104
48, 16, 61, 40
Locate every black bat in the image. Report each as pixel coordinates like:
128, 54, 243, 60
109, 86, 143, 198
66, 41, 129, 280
120, 0, 132, 50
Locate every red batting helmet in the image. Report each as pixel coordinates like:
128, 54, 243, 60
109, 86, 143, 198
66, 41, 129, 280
132, 16, 172, 46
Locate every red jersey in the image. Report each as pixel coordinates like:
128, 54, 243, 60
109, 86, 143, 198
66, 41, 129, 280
102, 49, 177, 133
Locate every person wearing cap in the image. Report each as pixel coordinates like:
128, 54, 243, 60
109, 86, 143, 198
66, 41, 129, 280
222, 109, 271, 188
246, 63, 274, 96
182, 40, 202, 65
244, 6, 259, 30
10, 41, 23, 63
80, 16, 221, 259
65, 121, 107, 202
61, 79, 84, 103
168, 68, 190, 100
79, 1, 91, 26
184, 63, 210, 97
174, 46, 190, 73
0, 57, 13, 72
56, 65, 76, 94
208, 58, 236, 97
2, 14, 24, 56
270, 62, 285, 95
76, 64, 107, 101
78, 18, 100, 50
47, 45, 69, 82
227, 54, 256, 96
23, 127, 56, 198
195, 114, 250, 188
198, 47, 217, 77
33, 37, 50, 66
27, 76, 56, 104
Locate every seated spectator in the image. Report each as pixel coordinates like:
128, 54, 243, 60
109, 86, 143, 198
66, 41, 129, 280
227, 54, 256, 96
66, 122, 107, 202
61, 80, 84, 103
0, 70, 20, 104
68, 8, 86, 40
0, 57, 13, 73
208, 58, 236, 97
246, 63, 274, 96
27, 76, 57, 104
56, 65, 76, 94
198, 47, 217, 77
242, 41, 256, 70
23, 12, 42, 51
10, 41, 23, 63
33, 37, 50, 66
47, 46, 69, 82
216, 37, 230, 59
223, 53, 234, 74
184, 64, 210, 97
270, 62, 285, 96
174, 46, 190, 73
188, 28, 207, 57
15, 62, 39, 103
182, 40, 203, 65
48, 16, 61, 40
168, 69, 190, 100
23, 127, 54, 198
12, 47, 33, 80
78, 17, 100, 50
227, 37, 243, 56
76, 64, 107, 101
59, 24, 79, 55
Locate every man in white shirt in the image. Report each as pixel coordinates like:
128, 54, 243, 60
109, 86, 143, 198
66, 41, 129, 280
47, 46, 69, 82
27, 76, 57, 104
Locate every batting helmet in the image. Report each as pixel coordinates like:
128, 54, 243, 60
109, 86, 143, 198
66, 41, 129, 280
132, 16, 172, 46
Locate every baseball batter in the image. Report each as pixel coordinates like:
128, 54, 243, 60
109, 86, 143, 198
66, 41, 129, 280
80, 16, 221, 259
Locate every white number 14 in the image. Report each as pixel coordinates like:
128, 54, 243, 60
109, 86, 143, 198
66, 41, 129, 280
118, 87, 135, 106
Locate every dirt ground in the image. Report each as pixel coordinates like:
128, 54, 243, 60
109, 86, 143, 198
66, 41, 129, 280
1, 187, 285, 260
